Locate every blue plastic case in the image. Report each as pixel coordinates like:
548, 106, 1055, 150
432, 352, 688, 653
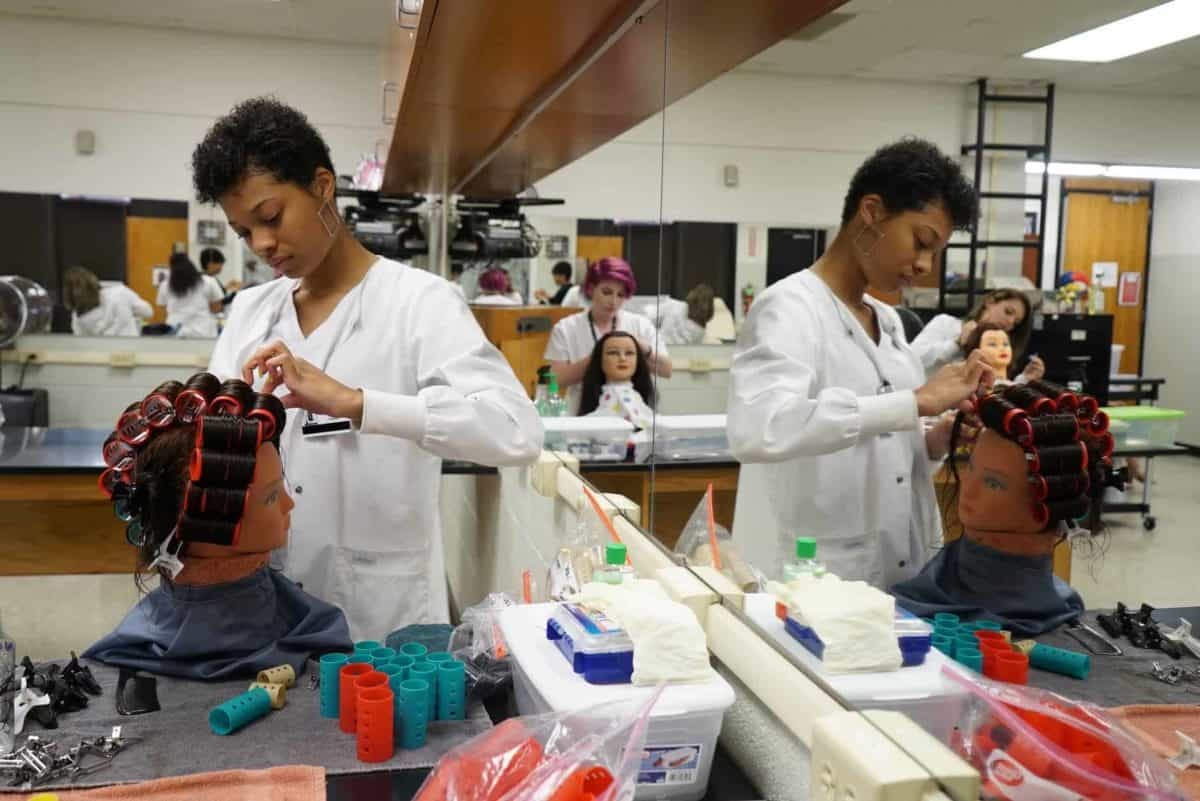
546, 603, 634, 684
784, 608, 933, 667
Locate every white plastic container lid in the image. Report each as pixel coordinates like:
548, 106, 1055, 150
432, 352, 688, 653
543, 417, 635, 434
500, 603, 735, 718
652, 414, 727, 433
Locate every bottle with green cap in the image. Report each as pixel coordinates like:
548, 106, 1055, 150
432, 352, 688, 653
597, 543, 633, 584
546, 371, 567, 417
782, 537, 826, 582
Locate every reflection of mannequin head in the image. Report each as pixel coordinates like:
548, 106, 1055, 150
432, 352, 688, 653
578, 331, 655, 416
100, 373, 289, 586
963, 323, 1013, 374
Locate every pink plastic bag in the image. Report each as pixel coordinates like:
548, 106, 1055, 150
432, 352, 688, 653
415, 688, 662, 801
943, 666, 1187, 801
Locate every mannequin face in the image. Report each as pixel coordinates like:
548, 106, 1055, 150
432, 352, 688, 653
959, 429, 1041, 534
220, 169, 338, 280
187, 442, 294, 557
601, 335, 638, 382
854, 195, 953, 292
979, 329, 1013, 371
980, 297, 1025, 331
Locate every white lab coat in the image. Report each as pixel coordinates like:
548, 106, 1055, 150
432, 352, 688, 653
909, 313, 965, 379
727, 270, 939, 589
209, 258, 543, 638
72, 283, 152, 337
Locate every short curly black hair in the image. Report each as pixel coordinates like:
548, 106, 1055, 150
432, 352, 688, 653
192, 96, 335, 203
841, 137, 978, 230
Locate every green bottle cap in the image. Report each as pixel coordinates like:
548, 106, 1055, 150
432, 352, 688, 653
605, 543, 627, 566
546, 370, 559, 394
795, 537, 817, 560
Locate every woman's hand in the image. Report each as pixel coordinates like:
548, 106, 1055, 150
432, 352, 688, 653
242, 340, 364, 424
915, 350, 995, 417
1022, 355, 1046, 382
925, 412, 957, 460
533, 289, 550, 302
957, 320, 978, 348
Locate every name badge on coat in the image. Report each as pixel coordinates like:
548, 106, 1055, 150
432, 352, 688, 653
301, 412, 354, 437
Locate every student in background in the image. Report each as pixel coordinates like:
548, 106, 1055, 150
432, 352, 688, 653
535, 261, 574, 305
200, 247, 239, 306
62, 266, 152, 337
157, 253, 223, 337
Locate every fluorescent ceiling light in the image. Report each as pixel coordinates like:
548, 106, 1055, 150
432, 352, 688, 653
1025, 160, 1200, 181
1023, 0, 1200, 62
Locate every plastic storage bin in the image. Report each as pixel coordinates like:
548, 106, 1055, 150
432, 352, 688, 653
1103, 406, 1184, 449
651, 415, 729, 460
501, 603, 734, 801
542, 417, 635, 462
547, 603, 634, 684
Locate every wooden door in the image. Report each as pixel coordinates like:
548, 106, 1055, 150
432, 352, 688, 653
126, 216, 187, 324
1061, 178, 1151, 374
576, 235, 624, 265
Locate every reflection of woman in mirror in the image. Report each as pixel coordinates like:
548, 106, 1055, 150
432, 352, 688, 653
545, 257, 672, 415
662, 284, 716, 346
728, 138, 992, 587
63, 266, 152, 337
196, 97, 540, 636
911, 288, 1044, 382
891, 382, 1113, 635
156, 253, 224, 337
85, 374, 352, 678
471, 266, 521, 306
578, 332, 656, 430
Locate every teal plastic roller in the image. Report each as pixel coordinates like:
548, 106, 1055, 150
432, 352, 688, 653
931, 634, 954, 658
1029, 643, 1090, 679
956, 647, 983, 673
390, 654, 415, 680
371, 647, 398, 667
355, 640, 383, 654
348, 653, 373, 665
396, 678, 430, 749
210, 687, 272, 735
934, 613, 959, 627
437, 659, 466, 721
400, 642, 428, 660
427, 651, 454, 666
319, 653, 348, 719
377, 662, 405, 683
975, 620, 1003, 632
410, 663, 438, 721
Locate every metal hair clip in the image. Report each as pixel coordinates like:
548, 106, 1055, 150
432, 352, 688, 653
146, 529, 185, 580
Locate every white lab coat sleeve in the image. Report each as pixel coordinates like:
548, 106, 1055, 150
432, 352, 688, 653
122, 286, 153, 320
206, 294, 245, 379
359, 284, 543, 466
909, 314, 963, 373
156, 281, 168, 307
544, 317, 573, 361
727, 289, 918, 463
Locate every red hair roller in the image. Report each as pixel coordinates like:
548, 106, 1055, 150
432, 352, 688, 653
175, 389, 209, 424
116, 409, 151, 446
141, 392, 177, 429
208, 394, 245, 417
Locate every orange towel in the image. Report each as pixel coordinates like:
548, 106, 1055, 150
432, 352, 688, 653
39, 765, 324, 801
1109, 705, 1200, 801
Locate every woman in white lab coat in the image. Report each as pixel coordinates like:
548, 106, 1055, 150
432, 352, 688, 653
545, 257, 672, 415
910, 288, 1045, 381
728, 138, 994, 588
194, 97, 543, 638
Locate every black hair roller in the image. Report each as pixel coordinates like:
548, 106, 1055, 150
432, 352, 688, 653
1027, 442, 1087, 475
1086, 431, 1115, 462
248, 393, 287, 443
1026, 414, 1080, 447
141, 380, 184, 428
1028, 473, 1090, 502
176, 373, 221, 424
1045, 496, 1090, 526
177, 513, 240, 547
189, 449, 257, 487
196, 416, 261, 454
977, 395, 1028, 440
184, 483, 249, 521
1003, 385, 1057, 417
1028, 379, 1080, 413
209, 379, 256, 417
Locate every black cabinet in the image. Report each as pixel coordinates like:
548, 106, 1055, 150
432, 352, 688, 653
1026, 313, 1113, 406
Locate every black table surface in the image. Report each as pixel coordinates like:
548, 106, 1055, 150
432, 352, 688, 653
326, 689, 760, 801
1031, 607, 1200, 708
0, 427, 495, 475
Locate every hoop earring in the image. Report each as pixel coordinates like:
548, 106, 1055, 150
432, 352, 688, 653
853, 223, 885, 257
317, 198, 339, 238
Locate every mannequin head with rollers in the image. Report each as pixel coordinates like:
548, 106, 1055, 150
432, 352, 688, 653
100, 372, 291, 587
950, 380, 1113, 556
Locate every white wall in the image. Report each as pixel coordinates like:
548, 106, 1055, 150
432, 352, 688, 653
0, 15, 383, 275
1143, 182, 1200, 445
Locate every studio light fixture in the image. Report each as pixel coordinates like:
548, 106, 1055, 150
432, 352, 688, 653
1024, 0, 1200, 62
1025, 160, 1200, 181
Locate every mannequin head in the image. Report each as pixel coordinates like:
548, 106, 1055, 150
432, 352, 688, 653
840, 138, 977, 293
948, 381, 1114, 553
100, 372, 289, 586
578, 331, 655, 416
966, 289, 1033, 358
963, 323, 1013, 374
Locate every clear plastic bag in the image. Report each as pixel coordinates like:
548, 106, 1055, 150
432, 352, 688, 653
674, 487, 763, 591
414, 689, 661, 801
449, 594, 518, 701
943, 666, 1187, 801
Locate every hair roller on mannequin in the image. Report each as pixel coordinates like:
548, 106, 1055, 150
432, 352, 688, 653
141, 380, 185, 428
1002, 384, 1057, 416
209, 379, 257, 417
248, 393, 287, 445
197, 416, 262, 454
1026, 379, 1080, 413
176, 373, 221, 424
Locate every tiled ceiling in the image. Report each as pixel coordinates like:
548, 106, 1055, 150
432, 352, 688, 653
741, 0, 1200, 97
0, 0, 394, 46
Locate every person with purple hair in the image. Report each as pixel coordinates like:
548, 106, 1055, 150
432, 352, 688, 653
544, 256, 672, 415
471, 266, 521, 306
